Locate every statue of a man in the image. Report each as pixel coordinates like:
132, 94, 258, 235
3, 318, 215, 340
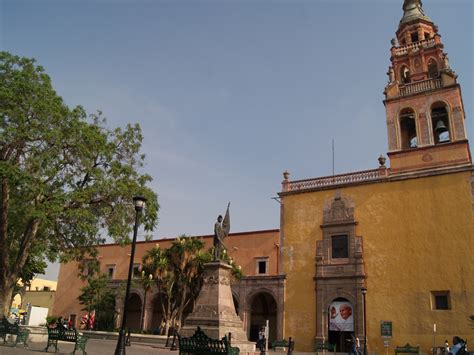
443, 54, 451, 70
387, 66, 395, 83
214, 203, 230, 261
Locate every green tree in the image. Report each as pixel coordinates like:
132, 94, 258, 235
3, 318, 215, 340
141, 236, 242, 334
0, 52, 159, 316
78, 273, 116, 330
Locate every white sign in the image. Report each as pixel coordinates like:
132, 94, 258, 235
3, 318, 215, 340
26, 305, 49, 326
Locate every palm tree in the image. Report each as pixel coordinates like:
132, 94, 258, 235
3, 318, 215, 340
141, 235, 242, 334
138, 270, 154, 332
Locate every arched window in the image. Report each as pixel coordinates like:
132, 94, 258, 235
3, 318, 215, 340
431, 102, 450, 143
400, 108, 417, 149
400, 66, 411, 84
428, 59, 438, 78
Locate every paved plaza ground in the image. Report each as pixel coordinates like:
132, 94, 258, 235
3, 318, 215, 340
0, 338, 178, 355
0, 338, 309, 355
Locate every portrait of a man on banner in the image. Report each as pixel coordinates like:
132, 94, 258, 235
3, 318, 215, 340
329, 302, 354, 332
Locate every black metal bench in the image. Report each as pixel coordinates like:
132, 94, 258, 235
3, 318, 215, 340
178, 326, 240, 355
272, 337, 295, 353
0, 317, 29, 347
395, 343, 420, 355
272, 339, 289, 350
315, 341, 336, 354
45, 327, 88, 354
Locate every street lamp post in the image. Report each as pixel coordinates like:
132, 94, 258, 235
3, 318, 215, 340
361, 287, 368, 355
114, 196, 147, 355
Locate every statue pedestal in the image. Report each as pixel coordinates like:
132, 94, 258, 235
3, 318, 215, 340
181, 261, 255, 352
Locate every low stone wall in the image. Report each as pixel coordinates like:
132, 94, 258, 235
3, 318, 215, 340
21, 326, 168, 346
21, 325, 48, 342
81, 330, 168, 345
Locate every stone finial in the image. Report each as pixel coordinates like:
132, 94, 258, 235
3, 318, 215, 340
378, 154, 387, 167
282, 170, 290, 192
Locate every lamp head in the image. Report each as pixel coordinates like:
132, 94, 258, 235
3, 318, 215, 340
361, 287, 367, 295
133, 196, 147, 212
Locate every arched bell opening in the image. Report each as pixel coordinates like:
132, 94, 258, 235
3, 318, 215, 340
400, 65, 411, 84
428, 58, 439, 78
399, 108, 417, 149
431, 102, 450, 144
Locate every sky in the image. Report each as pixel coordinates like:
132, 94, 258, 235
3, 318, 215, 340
1, 0, 472, 280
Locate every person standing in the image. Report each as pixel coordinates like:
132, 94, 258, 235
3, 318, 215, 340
450, 336, 465, 355
258, 326, 266, 353
445, 340, 450, 355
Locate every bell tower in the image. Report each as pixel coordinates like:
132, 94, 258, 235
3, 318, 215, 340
384, 0, 471, 174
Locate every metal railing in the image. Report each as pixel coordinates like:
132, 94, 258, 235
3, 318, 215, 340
286, 169, 384, 191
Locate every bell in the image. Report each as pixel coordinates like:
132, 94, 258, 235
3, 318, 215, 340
435, 120, 448, 134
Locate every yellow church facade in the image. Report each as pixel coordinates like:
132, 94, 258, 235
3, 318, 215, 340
280, 169, 473, 353
278, 0, 473, 353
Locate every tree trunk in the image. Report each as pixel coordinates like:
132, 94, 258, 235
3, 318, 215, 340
0, 179, 11, 317
176, 287, 188, 330
0, 280, 14, 317
140, 289, 147, 332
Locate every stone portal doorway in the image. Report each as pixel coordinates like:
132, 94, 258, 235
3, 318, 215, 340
328, 298, 354, 352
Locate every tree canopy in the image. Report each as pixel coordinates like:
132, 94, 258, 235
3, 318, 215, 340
141, 236, 242, 333
0, 51, 159, 316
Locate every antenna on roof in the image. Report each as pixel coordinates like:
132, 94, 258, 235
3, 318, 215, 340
332, 138, 335, 177
271, 197, 281, 204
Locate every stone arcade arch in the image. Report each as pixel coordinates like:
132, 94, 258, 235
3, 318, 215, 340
126, 293, 142, 331
231, 275, 285, 343
248, 291, 277, 344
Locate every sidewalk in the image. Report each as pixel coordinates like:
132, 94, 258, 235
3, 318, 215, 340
0, 338, 178, 354
0, 337, 315, 355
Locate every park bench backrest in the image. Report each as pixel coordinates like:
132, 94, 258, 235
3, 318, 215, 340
315, 342, 336, 352
273, 339, 289, 347
395, 343, 420, 354
1, 317, 19, 334
47, 327, 78, 342
179, 327, 234, 354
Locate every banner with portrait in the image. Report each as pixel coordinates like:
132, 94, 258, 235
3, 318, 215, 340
329, 301, 354, 331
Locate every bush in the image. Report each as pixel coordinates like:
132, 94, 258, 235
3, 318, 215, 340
46, 316, 58, 326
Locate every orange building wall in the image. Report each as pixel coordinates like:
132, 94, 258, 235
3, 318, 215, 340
53, 229, 280, 321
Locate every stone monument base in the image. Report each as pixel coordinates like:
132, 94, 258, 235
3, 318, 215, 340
181, 261, 255, 353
